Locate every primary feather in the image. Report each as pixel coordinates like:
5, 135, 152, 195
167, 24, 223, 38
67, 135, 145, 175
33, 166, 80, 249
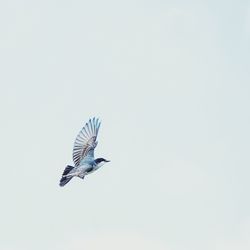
72, 118, 101, 166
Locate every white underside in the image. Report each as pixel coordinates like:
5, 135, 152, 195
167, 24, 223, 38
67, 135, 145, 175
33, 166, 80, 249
64, 163, 103, 178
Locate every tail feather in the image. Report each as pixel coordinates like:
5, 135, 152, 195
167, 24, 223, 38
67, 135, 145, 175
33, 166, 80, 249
60, 176, 73, 187
63, 165, 74, 176
60, 165, 74, 187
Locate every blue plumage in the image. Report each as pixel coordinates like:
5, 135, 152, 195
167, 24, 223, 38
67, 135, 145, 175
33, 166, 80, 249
59, 118, 110, 187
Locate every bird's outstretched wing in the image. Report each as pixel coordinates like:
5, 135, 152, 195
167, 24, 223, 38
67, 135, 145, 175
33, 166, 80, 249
72, 118, 101, 166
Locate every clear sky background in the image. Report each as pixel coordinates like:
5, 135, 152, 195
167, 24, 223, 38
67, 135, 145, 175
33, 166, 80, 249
0, 1, 250, 250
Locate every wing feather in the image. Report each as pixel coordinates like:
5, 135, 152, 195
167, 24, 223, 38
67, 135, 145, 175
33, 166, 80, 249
72, 118, 101, 166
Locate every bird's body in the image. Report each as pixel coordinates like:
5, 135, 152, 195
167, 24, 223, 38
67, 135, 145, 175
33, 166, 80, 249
59, 118, 109, 187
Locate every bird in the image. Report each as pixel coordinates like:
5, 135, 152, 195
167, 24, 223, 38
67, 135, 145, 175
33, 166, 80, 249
59, 117, 110, 187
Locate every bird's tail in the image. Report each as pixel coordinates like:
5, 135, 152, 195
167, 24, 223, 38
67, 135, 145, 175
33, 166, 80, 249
59, 165, 74, 187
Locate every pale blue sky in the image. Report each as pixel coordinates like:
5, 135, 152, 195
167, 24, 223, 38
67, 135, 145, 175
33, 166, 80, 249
0, 1, 249, 250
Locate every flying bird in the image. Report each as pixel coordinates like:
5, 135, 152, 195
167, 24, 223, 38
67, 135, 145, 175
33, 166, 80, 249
59, 118, 110, 187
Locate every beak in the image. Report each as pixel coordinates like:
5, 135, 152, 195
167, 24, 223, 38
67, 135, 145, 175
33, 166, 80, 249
105, 160, 110, 162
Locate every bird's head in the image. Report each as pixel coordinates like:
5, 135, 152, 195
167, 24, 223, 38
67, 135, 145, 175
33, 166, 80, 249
94, 158, 110, 167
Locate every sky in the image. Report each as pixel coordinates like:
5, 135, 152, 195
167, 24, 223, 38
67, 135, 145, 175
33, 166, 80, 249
0, 0, 250, 249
